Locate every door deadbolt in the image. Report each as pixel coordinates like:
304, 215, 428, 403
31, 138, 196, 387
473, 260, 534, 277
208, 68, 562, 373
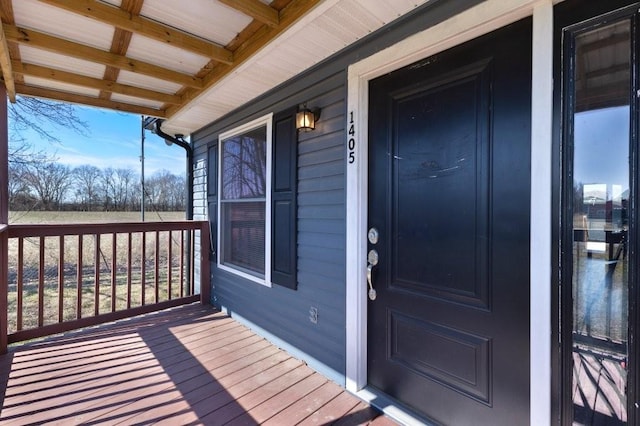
368, 227, 379, 245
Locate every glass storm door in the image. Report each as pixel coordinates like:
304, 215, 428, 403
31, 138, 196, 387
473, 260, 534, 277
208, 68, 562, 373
564, 10, 636, 425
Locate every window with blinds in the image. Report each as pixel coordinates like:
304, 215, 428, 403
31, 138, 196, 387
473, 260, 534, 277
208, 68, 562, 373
218, 115, 272, 282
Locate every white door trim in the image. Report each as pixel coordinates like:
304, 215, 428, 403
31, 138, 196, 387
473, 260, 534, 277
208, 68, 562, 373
345, 0, 555, 424
530, 2, 554, 425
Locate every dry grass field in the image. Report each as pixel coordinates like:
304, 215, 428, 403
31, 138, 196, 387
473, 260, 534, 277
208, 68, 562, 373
9, 210, 185, 224
6, 211, 191, 336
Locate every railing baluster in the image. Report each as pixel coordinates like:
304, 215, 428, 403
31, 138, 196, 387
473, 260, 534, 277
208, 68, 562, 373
111, 232, 117, 313
94, 234, 100, 317
127, 232, 132, 309
200, 222, 210, 305
154, 231, 159, 303
17, 237, 23, 331
58, 235, 64, 323
190, 230, 196, 296
180, 230, 185, 298
38, 236, 44, 327
0, 226, 6, 354
1, 97, 7, 353
141, 231, 146, 306
77, 235, 83, 319
167, 230, 172, 300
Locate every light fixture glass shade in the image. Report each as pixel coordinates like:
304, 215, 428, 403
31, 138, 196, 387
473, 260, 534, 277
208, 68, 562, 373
296, 109, 315, 132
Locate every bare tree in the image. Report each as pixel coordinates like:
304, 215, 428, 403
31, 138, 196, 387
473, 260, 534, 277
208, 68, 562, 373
168, 173, 186, 210
73, 165, 103, 211
6, 97, 185, 214
9, 97, 88, 167
100, 168, 117, 211
9, 97, 88, 144
144, 172, 164, 210
8, 163, 35, 210
145, 170, 186, 211
129, 180, 142, 211
101, 167, 137, 211
114, 168, 135, 210
24, 163, 73, 210
221, 136, 266, 199
8, 97, 88, 213
12, 163, 185, 212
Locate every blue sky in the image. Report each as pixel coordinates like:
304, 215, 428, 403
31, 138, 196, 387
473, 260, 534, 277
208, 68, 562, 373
574, 105, 629, 191
11, 103, 187, 176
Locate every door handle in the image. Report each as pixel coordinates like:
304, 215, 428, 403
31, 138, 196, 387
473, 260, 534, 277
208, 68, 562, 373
367, 249, 378, 301
367, 264, 377, 301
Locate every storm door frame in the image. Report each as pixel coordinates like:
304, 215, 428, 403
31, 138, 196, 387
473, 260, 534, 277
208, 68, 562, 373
558, 3, 640, 424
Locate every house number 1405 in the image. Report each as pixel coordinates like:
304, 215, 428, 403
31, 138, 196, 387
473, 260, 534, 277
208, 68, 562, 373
348, 111, 355, 164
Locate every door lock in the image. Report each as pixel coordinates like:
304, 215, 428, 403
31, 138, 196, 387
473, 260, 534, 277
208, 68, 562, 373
367, 249, 378, 301
368, 227, 379, 245
368, 249, 379, 266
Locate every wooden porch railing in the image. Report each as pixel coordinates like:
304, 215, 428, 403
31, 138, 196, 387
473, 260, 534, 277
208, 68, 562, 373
0, 220, 210, 353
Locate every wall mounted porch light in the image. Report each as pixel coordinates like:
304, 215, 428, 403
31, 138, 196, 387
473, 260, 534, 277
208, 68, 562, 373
296, 104, 321, 132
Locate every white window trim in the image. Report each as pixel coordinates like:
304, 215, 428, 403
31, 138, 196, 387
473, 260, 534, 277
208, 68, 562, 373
217, 113, 273, 287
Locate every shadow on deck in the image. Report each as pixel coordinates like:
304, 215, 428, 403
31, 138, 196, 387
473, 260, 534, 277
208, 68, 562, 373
573, 349, 627, 425
0, 303, 395, 425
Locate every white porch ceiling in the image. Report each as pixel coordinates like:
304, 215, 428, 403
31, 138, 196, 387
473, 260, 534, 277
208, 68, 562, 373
0, 0, 430, 136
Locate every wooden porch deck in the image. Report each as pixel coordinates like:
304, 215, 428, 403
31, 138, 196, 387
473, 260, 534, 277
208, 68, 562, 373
0, 303, 396, 425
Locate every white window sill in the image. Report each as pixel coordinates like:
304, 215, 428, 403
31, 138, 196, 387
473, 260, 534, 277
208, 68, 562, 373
218, 263, 272, 288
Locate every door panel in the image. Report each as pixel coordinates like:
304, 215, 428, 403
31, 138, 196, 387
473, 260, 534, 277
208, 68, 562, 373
390, 310, 491, 402
367, 19, 531, 425
391, 60, 491, 309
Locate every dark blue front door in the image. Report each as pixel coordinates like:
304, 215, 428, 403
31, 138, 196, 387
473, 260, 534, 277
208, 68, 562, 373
367, 19, 532, 425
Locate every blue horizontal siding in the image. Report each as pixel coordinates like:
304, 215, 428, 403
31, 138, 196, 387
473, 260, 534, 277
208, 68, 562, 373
198, 74, 347, 383
298, 161, 344, 180
298, 218, 344, 234
298, 189, 344, 206
299, 146, 345, 168
298, 175, 344, 192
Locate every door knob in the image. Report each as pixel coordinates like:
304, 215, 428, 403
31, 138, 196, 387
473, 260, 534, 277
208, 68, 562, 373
368, 249, 378, 266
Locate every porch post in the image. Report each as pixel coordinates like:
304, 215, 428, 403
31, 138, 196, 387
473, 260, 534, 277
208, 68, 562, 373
200, 221, 210, 305
0, 84, 8, 354
530, 1, 553, 424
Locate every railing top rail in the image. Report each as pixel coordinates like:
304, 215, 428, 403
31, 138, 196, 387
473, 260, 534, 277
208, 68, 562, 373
7, 220, 207, 238
0, 223, 7, 233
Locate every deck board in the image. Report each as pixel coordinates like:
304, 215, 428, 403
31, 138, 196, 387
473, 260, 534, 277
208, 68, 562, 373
297, 391, 362, 425
263, 381, 344, 425
0, 303, 395, 425
218, 369, 326, 425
